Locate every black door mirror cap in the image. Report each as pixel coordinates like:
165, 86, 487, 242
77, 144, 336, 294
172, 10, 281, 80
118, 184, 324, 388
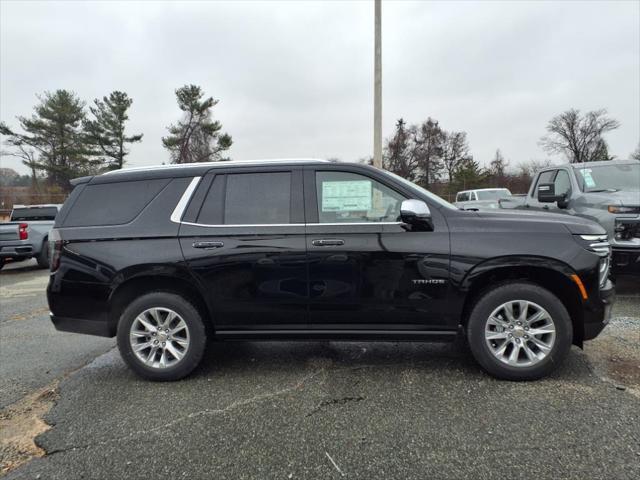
537, 183, 565, 203
400, 199, 434, 231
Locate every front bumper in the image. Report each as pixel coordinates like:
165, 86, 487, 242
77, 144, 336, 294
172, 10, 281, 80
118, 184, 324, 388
611, 247, 640, 276
582, 279, 615, 341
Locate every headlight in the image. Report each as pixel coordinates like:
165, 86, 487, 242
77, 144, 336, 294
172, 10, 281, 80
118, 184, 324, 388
577, 235, 611, 288
608, 205, 640, 214
598, 255, 610, 288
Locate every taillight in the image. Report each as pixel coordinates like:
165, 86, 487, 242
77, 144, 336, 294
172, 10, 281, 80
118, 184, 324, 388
19, 223, 28, 240
50, 229, 63, 271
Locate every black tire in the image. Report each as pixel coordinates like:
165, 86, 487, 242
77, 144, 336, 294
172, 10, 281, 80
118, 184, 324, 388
36, 240, 49, 269
466, 282, 572, 381
0, 259, 5, 271
116, 292, 207, 381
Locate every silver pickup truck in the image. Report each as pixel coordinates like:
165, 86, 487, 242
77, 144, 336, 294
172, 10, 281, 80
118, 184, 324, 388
0, 204, 61, 270
499, 159, 640, 275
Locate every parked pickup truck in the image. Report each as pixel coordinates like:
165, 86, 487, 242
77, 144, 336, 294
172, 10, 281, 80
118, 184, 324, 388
0, 204, 61, 270
454, 188, 513, 210
499, 159, 640, 275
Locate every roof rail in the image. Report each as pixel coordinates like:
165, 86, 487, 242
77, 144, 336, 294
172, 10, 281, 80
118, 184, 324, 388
102, 158, 330, 175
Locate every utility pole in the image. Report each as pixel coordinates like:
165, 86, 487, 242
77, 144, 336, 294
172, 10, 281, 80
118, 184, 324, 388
373, 0, 382, 168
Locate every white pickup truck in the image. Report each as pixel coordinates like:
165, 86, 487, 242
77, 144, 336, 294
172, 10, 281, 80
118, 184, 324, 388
454, 188, 513, 210
0, 204, 61, 270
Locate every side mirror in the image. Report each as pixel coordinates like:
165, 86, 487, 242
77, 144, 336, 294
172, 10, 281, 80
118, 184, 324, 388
537, 183, 565, 203
400, 199, 433, 231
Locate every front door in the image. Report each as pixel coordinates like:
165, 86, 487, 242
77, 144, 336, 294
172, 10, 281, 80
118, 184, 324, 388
304, 167, 451, 331
179, 168, 308, 331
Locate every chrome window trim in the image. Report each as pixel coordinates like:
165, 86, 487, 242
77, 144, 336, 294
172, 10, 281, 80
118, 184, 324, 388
171, 177, 403, 228
180, 220, 402, 228
170, 177, 202, 224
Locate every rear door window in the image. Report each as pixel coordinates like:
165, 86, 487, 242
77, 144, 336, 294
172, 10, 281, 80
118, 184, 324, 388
10, 207, 58, 221
224, 172, 291, 225
63, 179, 169, 227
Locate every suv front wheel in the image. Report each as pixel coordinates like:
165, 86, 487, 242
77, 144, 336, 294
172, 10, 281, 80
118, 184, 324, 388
117, 292, 207, 381
466, 282, 572, 381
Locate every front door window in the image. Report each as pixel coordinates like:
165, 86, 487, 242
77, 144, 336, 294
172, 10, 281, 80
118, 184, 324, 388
315, 171, 405, 224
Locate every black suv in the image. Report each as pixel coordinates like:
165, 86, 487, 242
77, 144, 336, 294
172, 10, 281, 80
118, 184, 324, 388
48, 160, 615, 381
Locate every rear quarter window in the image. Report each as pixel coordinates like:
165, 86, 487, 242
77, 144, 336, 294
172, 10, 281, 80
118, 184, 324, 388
62, 179, 170, 227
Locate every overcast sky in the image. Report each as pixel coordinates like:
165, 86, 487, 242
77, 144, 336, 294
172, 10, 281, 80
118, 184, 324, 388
1, 0, 639, 175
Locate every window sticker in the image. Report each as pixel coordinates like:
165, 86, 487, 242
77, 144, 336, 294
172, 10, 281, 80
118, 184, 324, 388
580, 168, 596, 188
322, 180, 372, 212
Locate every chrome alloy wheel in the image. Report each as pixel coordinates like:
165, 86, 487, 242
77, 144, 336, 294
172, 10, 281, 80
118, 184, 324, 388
129, 307, 191, 369
484, 300, 556, 367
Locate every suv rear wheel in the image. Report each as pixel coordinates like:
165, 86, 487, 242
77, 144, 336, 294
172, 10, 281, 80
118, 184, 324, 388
466, 282, 572, 381
117, 292, 207, 381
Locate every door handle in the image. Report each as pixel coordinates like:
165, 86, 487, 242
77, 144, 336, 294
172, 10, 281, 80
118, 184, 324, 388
193, 241, 224, 249
312, 238, 345, 247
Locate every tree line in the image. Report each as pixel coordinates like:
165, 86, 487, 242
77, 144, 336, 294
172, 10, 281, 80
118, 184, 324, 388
381, 108, 637, 197
2, 87, 637, 195
1, 85, 232, 192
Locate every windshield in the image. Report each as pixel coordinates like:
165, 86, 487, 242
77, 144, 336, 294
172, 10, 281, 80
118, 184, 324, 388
10, 207, 58, 221
476, 189, 511, 200
382, 170, 458, 210
574, 163, 640, 192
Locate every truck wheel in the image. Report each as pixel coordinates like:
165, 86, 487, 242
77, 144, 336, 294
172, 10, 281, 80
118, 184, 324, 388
466, 282, 572, 381
36, 240, 49, 269
116, 292, 207, 381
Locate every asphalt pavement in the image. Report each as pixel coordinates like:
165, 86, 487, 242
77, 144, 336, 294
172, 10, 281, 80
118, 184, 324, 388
1, 260, 638, 479
0, 260, 114, 409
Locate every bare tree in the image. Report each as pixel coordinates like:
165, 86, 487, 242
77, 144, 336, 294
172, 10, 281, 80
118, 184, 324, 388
0, 140, 40, 190
442, 131, 470, 183
489, 149, 509, 178
539, 108, 620, 163
516, 159, 555, 181
412, 118, 444, 187
631, 142, 640, 161
384, 119, 418, 180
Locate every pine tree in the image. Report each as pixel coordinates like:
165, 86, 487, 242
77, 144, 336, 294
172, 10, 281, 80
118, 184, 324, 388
452, 157, 486, 192
162, 85, 232, 163
0, 90, 100, 191
85, 91, 143, 170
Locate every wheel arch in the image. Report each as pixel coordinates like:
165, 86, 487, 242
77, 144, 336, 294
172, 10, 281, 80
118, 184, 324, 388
460, 256, 585, 347
108, 270, 213, 336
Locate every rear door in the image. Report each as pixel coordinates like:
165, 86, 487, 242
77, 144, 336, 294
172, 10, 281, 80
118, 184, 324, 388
179, 167, 308, 331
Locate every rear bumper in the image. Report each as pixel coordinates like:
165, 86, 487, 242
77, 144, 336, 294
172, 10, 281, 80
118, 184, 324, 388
0, 244, 34, 259
611, 247, 640, 276
47, 276, 115, 337
50, 313, 114, 337
582, 280, 615, 341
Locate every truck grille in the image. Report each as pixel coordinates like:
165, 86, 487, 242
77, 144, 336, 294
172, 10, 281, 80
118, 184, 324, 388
614, 218, 640, 242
